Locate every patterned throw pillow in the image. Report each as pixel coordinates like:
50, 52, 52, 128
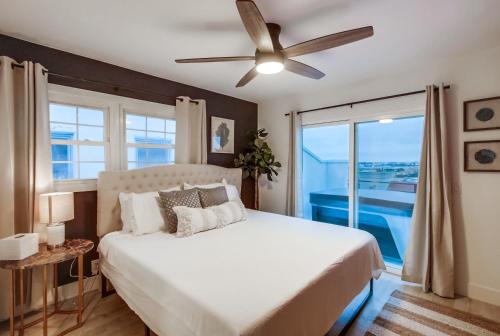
158, 189, 202, 233
197, 186, 229, 208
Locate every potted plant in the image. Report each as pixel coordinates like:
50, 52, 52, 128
234, 128, 281, 209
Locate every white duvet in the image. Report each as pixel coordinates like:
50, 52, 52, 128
98, 209, 385, 336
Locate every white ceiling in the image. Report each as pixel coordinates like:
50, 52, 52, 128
1, 0, 500, 103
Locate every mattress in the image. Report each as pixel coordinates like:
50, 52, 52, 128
98, 209, 385, 336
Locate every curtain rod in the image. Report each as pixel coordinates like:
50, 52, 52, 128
8, 62, 199, 104
284, 85, 451, 116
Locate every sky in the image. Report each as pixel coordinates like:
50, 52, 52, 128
303, 116, 424, 162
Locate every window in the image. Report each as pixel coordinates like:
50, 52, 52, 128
355, 116, 424, 266
50, 103, 107, 180
302, 124, 350, 224
49, 85, 176, 190
125, 113, 175, 169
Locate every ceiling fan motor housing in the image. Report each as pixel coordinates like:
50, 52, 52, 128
255, 23, 285, 66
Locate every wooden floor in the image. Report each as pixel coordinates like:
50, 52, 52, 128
2, 272, 500, 336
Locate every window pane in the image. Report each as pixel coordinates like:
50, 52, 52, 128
50, 104, 76, 123
147, 117, 165, 132
147, 131, 165, 141
52, 144, 77, 161
302, 124, 350, 224
79, 145, 105, 161
126, 130, 146, 143
80, 162, 105, 179
126, 114, 146, 130
78, 107, 104, 126
165, 120, 176, 133
78, 126, 103, 141
52, 163, 77, 180
128, 162, 137, 170
51, 123, 76, 140
165, 133, 175, 144
355, 116, 424, 267
128, 147, 174, 164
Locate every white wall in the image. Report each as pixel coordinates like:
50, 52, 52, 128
258, 45, 500, 306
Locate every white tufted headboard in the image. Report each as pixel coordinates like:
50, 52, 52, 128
97, 164, 242, 237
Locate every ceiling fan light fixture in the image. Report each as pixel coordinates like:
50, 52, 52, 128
256, 61, 284, 74
255, 53, 285, 74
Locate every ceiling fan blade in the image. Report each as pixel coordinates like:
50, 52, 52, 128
285, 60, 325, 79
236, 67, 258, 87
175, 56, 255, 63
236, 0, 274, 52
284, 26, 374, 58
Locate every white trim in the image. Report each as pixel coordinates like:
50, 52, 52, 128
126, 143, 175, 149
467, 282, 500, 306
53, 179, 97, 193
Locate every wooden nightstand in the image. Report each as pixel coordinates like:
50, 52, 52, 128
0, 239, 94, 336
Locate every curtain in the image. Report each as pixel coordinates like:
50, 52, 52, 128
285, 111, 303, 217
174, 96, 207, 164
0, 56, 53, 319
402, 84, 454, 298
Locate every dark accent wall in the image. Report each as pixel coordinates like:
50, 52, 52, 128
0, 34, 257, 285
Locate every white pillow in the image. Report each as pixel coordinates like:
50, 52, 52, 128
174, 206, 219, 238
119, 186, 180, 235
210, 199, 247, 227
118, 193, 136, 233
221, 178, 242, 201
184, 179, 241, 201
173, 200, 247, 238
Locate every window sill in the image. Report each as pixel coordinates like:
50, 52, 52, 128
53, 179, 97, 192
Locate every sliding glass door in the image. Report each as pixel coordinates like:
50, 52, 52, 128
301, 115, 424, 267
355, 117, 424, 266
302, 124, 350, 225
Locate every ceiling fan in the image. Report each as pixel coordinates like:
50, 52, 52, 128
175, 0, 374, 87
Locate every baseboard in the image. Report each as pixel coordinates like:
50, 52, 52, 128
467, 282, 500, 306
59, 274, 100, 301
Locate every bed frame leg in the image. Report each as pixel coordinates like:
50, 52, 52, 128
101, 273, 117, 298
338, 278, 373, 336
144, 323, 158, 336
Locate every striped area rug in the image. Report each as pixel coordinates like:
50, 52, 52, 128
366, 290, 500, 336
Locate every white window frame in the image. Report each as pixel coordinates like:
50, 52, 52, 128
49, 84, 175, 192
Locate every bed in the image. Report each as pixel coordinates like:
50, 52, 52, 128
96, 164, 385, 336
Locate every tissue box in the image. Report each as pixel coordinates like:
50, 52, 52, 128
0, 233, 39, 260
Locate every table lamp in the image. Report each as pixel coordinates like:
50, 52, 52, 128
39, 192, 74, 249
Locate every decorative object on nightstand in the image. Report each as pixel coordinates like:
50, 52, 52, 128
39, 192, 74, 249
0, 239, 94, 336
0, 233, 39, 260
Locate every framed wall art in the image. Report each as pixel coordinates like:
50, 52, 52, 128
464, 140, 500, 172
211, 116, 234, 154
464, 96, 500, 132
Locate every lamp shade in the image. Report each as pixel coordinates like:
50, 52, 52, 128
39, 192, 74, 224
